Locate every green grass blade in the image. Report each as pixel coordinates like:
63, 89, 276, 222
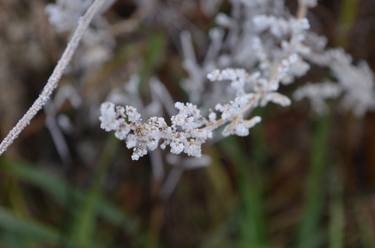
296, 115, 331, 248
139, 32, 166, 92
0, 207, 72, 246
0, 157, 138, 234
219, 136, 268, 248
70, 137, 119, 247
337, 0, 358, 46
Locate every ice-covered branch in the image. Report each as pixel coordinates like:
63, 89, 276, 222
0, 0, 107, 156
100, 68, 291, 160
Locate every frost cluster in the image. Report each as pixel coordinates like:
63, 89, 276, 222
180, 0, 312, 109
327, 50, 375, 116
100, 101, 211, 160
301, 49, 375, 116
100, 67, 292, 160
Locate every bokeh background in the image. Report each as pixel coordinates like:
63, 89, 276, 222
1, 0, 375, 247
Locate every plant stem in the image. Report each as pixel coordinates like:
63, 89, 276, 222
219, 137, 268, 248
0, 0, 107, 156
70, 137, 119, 247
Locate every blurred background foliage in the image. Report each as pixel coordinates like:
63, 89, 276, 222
0, 0, 375, 247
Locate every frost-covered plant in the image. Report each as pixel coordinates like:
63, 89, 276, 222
102, 75, 212, 196
1, 0, 375, 164
99, 0, 310, 160
180, 0, 312, 109
99, 0, 375, 161
293, 82, 342, 113
304, 49, 375, 116
100, 67, 291, 160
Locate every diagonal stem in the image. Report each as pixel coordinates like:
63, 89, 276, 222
0, 0, 107, 156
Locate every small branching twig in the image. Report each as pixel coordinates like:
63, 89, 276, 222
0, 0, 107, 156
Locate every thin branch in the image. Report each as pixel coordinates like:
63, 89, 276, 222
297, 0, 307, 19
0, 0, 107, 156
160, 167, 184, 199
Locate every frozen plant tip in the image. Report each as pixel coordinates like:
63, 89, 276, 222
99, 102, 212, 160
100, 100, 258, 160
100, 66, 293, 160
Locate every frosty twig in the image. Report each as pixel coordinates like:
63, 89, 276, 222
0, 0, 107, 156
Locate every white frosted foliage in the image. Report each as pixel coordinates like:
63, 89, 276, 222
294, 82, 342, 113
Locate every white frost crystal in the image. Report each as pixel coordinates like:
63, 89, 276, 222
99, 102, 119, 132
